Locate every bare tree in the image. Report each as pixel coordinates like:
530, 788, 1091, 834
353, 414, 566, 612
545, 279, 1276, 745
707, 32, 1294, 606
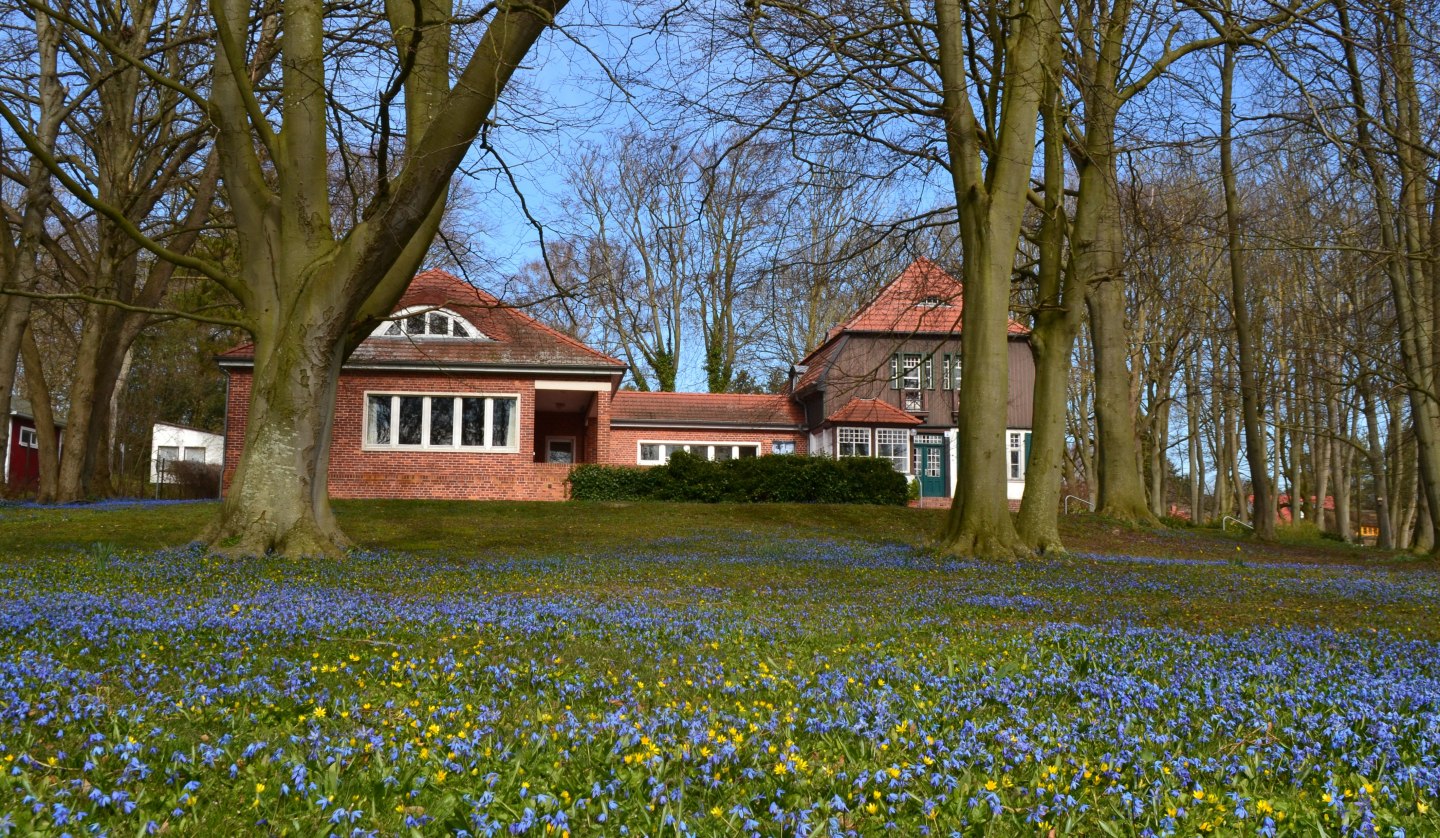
3, 0, 574, 554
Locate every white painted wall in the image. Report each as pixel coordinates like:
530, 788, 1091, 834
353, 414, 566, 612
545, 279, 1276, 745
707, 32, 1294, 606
151, 423, 223, 484
944, 427, 1029, 500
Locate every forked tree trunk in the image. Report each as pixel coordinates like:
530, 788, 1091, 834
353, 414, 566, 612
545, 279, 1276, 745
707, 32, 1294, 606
933, 0, 1055, 558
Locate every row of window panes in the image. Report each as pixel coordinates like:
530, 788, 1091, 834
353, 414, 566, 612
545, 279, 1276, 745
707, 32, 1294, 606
638, 442, 764, 465
156, 445, 208, 463
380, 310, 472, 338
837, 427, 910, 472
367, 394, 516, 449
890, 353, 963, 390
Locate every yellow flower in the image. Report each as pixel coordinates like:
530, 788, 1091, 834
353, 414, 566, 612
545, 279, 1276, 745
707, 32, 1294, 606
255, 783, 266, 794
711, 806, 723, 817
1418, 800, 1430, 814
1193, 789, 1205, 801
985, 780, 998, 792
312, 706, 326, 719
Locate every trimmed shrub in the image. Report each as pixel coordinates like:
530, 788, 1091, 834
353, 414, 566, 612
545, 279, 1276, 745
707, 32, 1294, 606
568, 454, 908, 505
566, 464, 655, 501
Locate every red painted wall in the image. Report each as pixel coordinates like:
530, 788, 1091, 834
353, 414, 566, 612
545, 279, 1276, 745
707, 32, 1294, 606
6, 416, 39, 489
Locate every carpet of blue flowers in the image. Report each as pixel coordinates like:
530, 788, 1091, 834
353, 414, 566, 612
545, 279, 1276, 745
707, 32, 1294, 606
1, 534, 1437, 836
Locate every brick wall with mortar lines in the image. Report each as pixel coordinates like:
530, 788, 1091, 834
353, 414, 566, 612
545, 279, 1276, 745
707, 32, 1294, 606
224, 369, 573, 501
606, 427, 807, 466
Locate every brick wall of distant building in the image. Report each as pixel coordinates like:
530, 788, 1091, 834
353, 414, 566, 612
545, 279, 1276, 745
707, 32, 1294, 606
223, 370, 573, 501
605, 427, 807, 467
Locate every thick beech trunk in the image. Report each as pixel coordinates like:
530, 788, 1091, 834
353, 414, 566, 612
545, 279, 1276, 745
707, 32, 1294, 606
1085, 258, 1152, 524
933, 0, 1055, 559
206, 317, 348, 556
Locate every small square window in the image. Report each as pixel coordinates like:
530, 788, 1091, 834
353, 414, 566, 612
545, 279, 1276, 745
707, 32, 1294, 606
18, 426, 37, 448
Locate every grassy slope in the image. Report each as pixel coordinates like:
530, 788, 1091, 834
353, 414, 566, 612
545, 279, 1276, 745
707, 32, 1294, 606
0, 498, 1422, 567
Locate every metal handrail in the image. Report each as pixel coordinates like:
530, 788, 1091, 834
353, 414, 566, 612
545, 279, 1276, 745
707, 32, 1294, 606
1063, 495, 1095, 514
1222, 515, 1253, 532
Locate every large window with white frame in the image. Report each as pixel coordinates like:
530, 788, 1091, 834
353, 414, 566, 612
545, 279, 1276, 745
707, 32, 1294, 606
637, 441, 760, 465
875, 428, 910, 472
365, 393, 518, 451
837, 427, 871, 457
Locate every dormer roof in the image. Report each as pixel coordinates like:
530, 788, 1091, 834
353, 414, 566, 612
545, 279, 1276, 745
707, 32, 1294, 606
218, 269, 626, 373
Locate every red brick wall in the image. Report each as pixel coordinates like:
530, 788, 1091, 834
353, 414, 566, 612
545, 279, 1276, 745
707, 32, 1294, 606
534, 411, 589, 463
605, 427, 807, 466
223, 369, 574, 501
221, 368, 809, 500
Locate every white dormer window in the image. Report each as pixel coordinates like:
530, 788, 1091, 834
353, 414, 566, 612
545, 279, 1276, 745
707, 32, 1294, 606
373, 307, 483, 339
915, 295, 951, 308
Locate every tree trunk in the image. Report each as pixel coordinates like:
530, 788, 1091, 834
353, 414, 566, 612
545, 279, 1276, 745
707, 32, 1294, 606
19, 326, 59, 501
1360, 382, 1394, 548
1331, 395, 1353, 543
206, 315, 348, 556
1219, 39, 1275, 540
935, 0, 1054, 558
0, 11, 62, 472
1017, 65, 1081, 554
1086, 280, 1153, 523
1186, 361, 1203, 522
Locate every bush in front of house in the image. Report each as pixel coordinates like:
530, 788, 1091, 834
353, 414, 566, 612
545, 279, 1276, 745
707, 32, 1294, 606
565, 463, 658, 501
568, 452, 908, 505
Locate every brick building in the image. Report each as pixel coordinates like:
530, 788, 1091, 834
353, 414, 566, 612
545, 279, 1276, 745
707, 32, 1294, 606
218, 260, 1033, 502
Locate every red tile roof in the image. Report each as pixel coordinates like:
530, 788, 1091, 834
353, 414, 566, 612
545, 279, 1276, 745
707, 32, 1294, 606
825, 398, 922, 426
611, 391, 804, 427
798, 259, 1027, 369
841, 257, 1030, 336
219, 269, 626, 371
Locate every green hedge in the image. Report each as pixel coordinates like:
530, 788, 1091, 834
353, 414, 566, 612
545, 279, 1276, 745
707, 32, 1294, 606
568, 452, 908, 505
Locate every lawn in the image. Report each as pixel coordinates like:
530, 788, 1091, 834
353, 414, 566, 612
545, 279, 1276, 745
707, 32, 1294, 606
0, 500, 1435, 836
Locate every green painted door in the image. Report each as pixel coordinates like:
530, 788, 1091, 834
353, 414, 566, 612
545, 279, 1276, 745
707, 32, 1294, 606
914, 434, 948, 498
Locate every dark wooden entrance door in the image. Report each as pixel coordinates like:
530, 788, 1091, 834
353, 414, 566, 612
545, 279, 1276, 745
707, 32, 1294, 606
913, 434, 948, 498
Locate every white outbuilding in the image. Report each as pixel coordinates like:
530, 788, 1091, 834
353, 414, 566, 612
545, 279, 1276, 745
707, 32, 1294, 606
150, 422, 223, 485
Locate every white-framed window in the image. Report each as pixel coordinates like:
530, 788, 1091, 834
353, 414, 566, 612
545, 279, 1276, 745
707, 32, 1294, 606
365, 393, 519, 451
904, 390, 923, 411
837, 427, 871, 457
771, 440, 796, 455
17, 426, 37, 448
372, 307, 482, 339
876, 428, 910, 472
942, 353, 959, 390
156, 445, 179, 464
637, 441, 760, 465
902, 354, 922, 390
182, 446, 207, 463
1008, 431, 1030, 480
